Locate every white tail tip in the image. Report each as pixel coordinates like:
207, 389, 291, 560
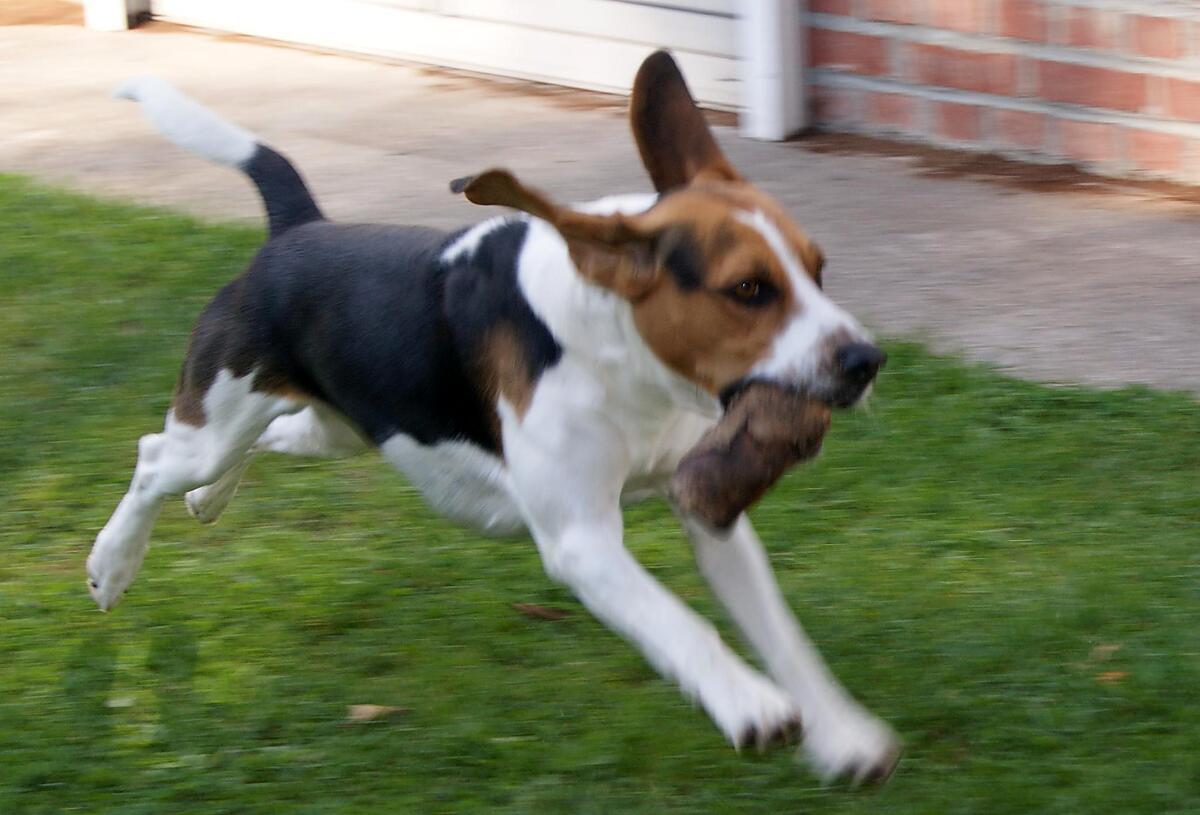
114, 75, 258, 168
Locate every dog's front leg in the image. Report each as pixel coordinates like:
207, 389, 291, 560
682, 514, 901, 783
505, 425, 800, 750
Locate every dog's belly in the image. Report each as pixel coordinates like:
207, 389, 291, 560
380, 433, 527, 537
378, 431, 681, 538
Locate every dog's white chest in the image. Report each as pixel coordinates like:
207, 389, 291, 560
379, 434, 527, 537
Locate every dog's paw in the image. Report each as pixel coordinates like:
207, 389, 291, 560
184, 460, 247, 525
801, 708, 901, 785
706, 671, 803, 752
85, 534, 145, 612
737, 708, 803, 752
184, 482, 232, 524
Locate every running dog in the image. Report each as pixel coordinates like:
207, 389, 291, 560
87, 52, 898, 783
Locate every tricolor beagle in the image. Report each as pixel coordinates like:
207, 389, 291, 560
87, 52, 898, 783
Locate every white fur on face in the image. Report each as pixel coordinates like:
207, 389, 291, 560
736, 209, 869, 389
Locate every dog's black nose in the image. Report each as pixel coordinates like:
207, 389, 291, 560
836, 343, 887, 386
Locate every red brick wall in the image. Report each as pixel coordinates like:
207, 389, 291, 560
806, 0, 1200, 182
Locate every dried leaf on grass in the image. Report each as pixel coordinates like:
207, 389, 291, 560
513, 602, 569, 621
345, 704, 409, 724
1089, 644, 1122, 662
1095, 671, 1129, 684
1074, 643, 1124, 671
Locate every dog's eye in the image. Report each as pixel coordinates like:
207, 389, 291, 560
725, 278, 776, 307
735, 280, 760, 299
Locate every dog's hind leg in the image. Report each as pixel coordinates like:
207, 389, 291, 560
251, 404, 368, 459
87, 370, 302, 610
184, 405, 368, 524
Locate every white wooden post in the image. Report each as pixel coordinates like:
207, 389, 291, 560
739, 0, 806, 141
84, 0, 146, 31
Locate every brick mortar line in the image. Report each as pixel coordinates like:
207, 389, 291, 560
806, 117, 1168, 180
1039, 0, 1200, 20
807, 112, 1065, 163
811, 69, 1200, 138
809, 13, 1200, 80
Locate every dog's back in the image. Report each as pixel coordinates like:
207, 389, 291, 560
178, 222, 498, 445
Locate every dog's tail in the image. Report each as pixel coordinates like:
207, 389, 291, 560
115, 76, 323, 237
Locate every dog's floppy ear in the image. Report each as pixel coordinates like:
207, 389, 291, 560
630, 51, 741, 192
452, 169, 662, 299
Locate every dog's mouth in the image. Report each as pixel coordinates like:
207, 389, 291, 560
671, 381, 832, 530
719, 376, 867, 412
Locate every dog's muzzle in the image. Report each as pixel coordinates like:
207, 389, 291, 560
719, 341, 886, 412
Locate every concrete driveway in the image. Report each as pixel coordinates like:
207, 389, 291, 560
2, 14, 1197, 393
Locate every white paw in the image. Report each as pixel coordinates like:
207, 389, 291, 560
705, 669, 803, 752
85, 530, 147, 612
802, 708, 901, 785
184, 482, 232, 524
184, 459, 247, 524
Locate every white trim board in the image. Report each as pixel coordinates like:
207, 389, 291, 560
148, 0, 742, 108
370, 0, 736, 54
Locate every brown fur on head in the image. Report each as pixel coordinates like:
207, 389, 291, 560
454, 50, 863, 405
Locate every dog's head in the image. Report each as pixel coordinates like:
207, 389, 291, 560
454, 51, 882, 410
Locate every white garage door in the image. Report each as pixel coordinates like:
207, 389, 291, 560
148, 0, 741, 108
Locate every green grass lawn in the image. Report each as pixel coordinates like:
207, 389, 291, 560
1, 175, 1198, 814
